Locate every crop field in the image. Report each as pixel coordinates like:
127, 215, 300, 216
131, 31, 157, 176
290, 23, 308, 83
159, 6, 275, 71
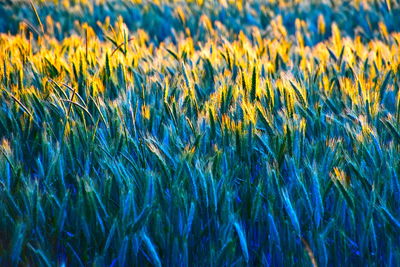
0, 0, 400, 266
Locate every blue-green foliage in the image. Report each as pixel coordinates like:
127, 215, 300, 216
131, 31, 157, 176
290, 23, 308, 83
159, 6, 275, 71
0, 0, 400, 266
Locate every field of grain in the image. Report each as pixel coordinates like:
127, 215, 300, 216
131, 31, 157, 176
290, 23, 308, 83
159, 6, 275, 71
0, 0, 400, 266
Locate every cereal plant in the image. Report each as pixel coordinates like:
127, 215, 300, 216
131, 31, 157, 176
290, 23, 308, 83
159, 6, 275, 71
0, 0, 400, 266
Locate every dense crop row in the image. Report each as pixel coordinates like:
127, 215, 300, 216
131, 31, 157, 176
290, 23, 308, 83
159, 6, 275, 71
0, 0, 400, 266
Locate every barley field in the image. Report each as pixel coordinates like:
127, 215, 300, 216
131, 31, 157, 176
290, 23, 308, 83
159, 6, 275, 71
0, 0, 400, 266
